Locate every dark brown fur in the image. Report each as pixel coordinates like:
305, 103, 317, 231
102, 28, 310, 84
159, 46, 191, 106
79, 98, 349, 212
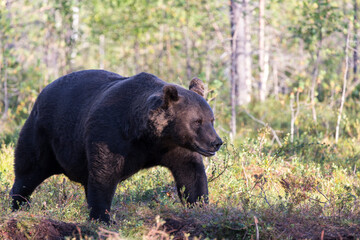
10, 70, 222, 223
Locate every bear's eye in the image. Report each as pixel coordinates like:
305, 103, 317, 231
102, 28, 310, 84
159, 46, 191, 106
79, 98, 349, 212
194, 119, 203, 126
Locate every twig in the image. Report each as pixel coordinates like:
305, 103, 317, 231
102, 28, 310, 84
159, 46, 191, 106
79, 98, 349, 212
217, 125, 230, 134
250, 175, 272, 208
259, 184, 272, 208
254, 216, 259, 240
241, 109, 282, 146
208, 143, 231, 183
208, 162, 229, 183
316, 185, 330, 203
9, 194, 31, 208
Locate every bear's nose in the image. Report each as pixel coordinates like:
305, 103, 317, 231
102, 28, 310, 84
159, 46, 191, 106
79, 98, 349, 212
212, 137, 223, 150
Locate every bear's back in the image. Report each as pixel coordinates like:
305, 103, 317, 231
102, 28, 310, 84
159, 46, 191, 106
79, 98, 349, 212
30, 70, 126, 137
31, 70, 165, 135
39, 69, 126, 105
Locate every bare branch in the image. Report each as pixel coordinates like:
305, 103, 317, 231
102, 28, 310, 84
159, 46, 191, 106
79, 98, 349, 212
241, 109, 282, 146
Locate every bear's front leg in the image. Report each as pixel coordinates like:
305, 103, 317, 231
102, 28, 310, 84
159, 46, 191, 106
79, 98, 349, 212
86, 142, 124, 223
169, 157, 208, 205
87, 179, 117, 223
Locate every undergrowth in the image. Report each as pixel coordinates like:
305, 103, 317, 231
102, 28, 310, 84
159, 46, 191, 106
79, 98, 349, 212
1, 127, 360, 239
0, 100, 360, 239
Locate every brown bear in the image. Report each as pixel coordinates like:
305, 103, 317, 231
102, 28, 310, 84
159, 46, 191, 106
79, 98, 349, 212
10, 70, 223, 223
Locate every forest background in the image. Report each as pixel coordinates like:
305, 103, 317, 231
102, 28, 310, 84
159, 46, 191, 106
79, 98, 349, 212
0, 0, 360, 239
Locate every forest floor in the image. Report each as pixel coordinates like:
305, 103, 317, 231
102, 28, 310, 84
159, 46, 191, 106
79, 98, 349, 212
1, 206, 360, 239
1, 131, 360, 239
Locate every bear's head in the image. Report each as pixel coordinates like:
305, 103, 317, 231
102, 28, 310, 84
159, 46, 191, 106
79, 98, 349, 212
148, 78, 223, 156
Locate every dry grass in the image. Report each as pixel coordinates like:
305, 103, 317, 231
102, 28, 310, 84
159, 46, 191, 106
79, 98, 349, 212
1, 131, 360, 239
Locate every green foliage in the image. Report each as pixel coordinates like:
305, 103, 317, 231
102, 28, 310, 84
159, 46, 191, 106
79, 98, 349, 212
1, 118, 360, 238
0, 0, 360, 238
1, 125, 359, 239
290, 0, 342, 51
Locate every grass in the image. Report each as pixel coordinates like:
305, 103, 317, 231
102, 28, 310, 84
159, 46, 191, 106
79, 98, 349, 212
1, 129, 360, 239
0, 99, 360, 239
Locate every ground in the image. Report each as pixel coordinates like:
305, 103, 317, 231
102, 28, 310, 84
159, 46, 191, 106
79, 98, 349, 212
1, 130, 360, 239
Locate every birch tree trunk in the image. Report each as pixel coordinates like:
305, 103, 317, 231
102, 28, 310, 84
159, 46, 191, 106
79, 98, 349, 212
260, 41, 270, 101
1, 0, 11, 120
230, 0, 238, 139
259, 0, 268, 101
273, 60, 279, 100
290, 91, 300, 143
229, 0, 253, 139
184, 25, 192, 80
1, 45, 8, 120
184, 1, 192, 80
70, 0, 79, 69
231, 0, 252, 107
335, 24, 350, 143
63, 0, 79, 73
353, 0, 358, 85
243, 0, 252, 104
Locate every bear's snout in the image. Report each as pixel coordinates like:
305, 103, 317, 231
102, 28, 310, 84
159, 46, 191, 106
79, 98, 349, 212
211, 137, 223, 151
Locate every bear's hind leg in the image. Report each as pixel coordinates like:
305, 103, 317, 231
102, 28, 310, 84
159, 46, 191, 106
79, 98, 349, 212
11, 132, 61, 210
11, 169, 53, 210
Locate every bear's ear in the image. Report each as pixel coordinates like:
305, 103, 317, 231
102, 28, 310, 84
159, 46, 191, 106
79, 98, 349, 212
162, 85, 179, 107
189, 77, 204, 97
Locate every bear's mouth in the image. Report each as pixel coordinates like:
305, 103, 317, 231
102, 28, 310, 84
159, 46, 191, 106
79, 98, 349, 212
194, 145, 216, 157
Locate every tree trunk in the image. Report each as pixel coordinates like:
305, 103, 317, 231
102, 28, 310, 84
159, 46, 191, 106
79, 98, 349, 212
205, 41, 211, 100
70, 0, 79, 69
231, 0, 252, 107
63, 0, 79, 73
229, 0, 238, 139
243, 0, 252, 104
1, 0, 11, 120
183, 26, 192, 80
158, 22, 164, 76
290, 91, 300, 143
229, 0, 253, 138
310, 39, 322, 123
99, 34, 105, 69
260, 40, 270, 101
353, 0, 358, 86
335, 24, 350, 143
273, 58, 279, 100
345, 1, 360, 98
259, 0, 268, 101
1, 49, 9, 120
43, 25, 50, 88
134, 39, 140, 74
165, 24, 172, 75
184, 1, 192, 80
